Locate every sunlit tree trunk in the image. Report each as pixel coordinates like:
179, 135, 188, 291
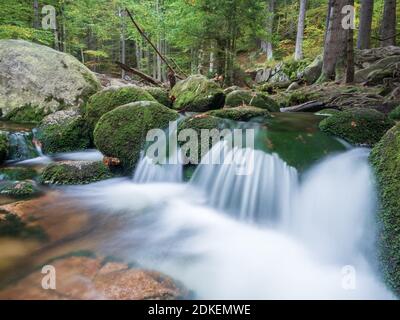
357, 0, 374, 49
294, 0, 307, 61
380, 0, 397, 46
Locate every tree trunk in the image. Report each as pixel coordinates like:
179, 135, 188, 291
320, 0, 348, 82
118, 7, 126, 79
33, 0, 40, 29
294, 0, 307, 60
345, 0, 355, 83
380, 0, 397, 46
357, 0, 374, 49
261, 0, 275, 60
324, 0, 334, 43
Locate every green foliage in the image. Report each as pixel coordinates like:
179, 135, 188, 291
40, 161, 113, 185
0, 25, 54, 46
4, 104, 47, 124
319, 108, 394, 146
370, 124, 400, 295
94, 101, 179, 171
86, 86, 156, 136
389, 105, 400, 121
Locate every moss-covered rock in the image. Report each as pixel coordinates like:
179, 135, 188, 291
36, 110, 90, 154
319, 108, 394, 146
143, 86, 172, 107
389, 105, 400, 121
369, 124, 400, 295
225, 90, 279, 112
40, 161, 113, 185
4, 104, 47, 123
0, 167, 37, 181
207, 106, 271, 122
0, 180, 40, 197
177, 115, 222, 164
171, 75, 225, 112
0, 133, 9, 164
223, 86, 241, 95
86, 86, 156, 135
0, 40, 101, 117
94, 101, 179, 171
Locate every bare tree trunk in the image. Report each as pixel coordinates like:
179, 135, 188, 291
209, 41, 215, 75
261, 0, 275, 60
294, 0, 307, 60
33, 0, 40, 29
324, 0, 334, 43
357, 0, 374, 49
320, 0, 348, 82
345, 0, 355, 83
118, 7, 126, 79
380, 0, 397, 46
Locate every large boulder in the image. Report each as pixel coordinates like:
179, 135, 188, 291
370, 124, 400, 295
207, 106, 271, 122
354, 55, 400, 83
143, 86, 172, 107
37, 110, 90, 154
319, 108, 394, 146
0, 40, 101, 120
225, 90, 279, 112
300, 55, 323, 84
40, 161, 113, 185
94, 101, 179, 171
170, 75, 225, 112
86, 85, 156, 135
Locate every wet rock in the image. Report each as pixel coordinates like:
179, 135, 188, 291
170, 75, 225, 112
370, 123, 400, 295
0, 212, 47, 241
37, 110, 90, 154
0, 180, 40, 197
319, 108, 394, 146
86, 85, 156, 135
225, 90, 279, 112
94, 101, 179, 171
0, 40, 101, 120
0, 255, 188, 300
40, 161, 113, 185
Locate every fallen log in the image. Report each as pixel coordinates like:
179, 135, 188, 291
115, 61, 164, 87
280, 100, 328, 113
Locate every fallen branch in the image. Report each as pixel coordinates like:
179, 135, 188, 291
280, 100, 327, 113
115, 61, 164, 87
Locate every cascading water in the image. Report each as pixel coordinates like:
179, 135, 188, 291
6, 131, 38, 161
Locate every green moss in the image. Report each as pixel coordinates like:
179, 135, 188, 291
0, 167, 37, 181
86, 86, 156, 135
37, 115, 90, 154
0, 212, 47, 241
144, 86, 172, 107
40, 161, 113, 185
171, 75, 225, 112
4, 104, 47, 124
369, 124, 400, 295
207, 106, 271, 122
177, 115, 222, 164
225, 90, 279, 112
94, 101, 179, 172
0, 180, 40, 197
389, 105, 400, 121
0, 133, 8, 164
319, 108, 394, 146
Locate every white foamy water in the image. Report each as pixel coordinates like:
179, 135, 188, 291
65, 144, 393, 300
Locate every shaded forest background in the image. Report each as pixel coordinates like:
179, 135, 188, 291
1, 0, 399, 84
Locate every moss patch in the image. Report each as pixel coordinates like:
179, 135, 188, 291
144, 86, 172, 107
369, 124, 400, 295
225, 90, 279, 112
171, 75, 225, 112
94, 101, 179, 172
0, 167, 37, 181
207, 106, 271, 122
319, 108, 394, 146
0, 180, 40, 197
86, 86, 156, 135
0, 212, 47, 241
4, 104, 47, 124
389, 105, 400, 121
40, 161, 113, 185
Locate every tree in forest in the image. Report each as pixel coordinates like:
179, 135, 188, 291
261, 0, 275, 60
345, 0, 355, 83
380, 0, 397, 46
357, 0, 374, 49
319, 0, 348, 82
294, 0, 307, 60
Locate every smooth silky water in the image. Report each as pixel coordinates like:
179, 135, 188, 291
0, 113, 394, 299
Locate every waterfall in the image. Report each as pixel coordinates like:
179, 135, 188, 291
7, 132, 38, 161
191, 141, 298, 225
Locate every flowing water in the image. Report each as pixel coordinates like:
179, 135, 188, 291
0, 113, 394, 299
